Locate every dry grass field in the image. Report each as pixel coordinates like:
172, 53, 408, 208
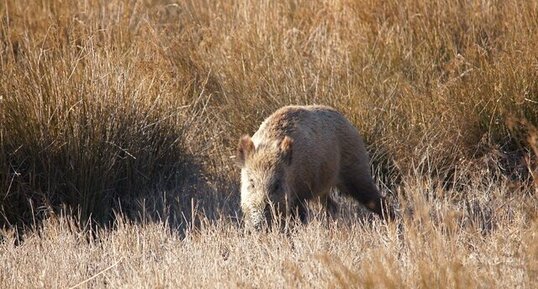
1, 0, 537, 288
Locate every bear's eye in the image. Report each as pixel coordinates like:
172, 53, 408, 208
249, 179, 255, 189
271, 181, 281, 193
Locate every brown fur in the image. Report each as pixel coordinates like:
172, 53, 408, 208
237, 105, 391, 229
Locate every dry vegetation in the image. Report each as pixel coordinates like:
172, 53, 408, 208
0, 0, 537, 288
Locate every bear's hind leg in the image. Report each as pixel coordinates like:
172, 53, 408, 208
337, 174, 392, 221
321, 194, 339, 217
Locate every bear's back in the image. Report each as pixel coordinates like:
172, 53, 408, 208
253, 105, 356, 146
252, 105, 364, 172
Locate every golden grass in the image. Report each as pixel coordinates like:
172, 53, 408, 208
1, 0, 537, 224
1, 176, 536, 288
0, 0, 537, 287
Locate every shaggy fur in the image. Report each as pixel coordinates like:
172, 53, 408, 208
237, 105, 391, 229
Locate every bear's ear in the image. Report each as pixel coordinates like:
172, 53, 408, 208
236, 135, 255, 167
279, 136, 293, 165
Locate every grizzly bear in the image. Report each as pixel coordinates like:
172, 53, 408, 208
236, 105, 392, 229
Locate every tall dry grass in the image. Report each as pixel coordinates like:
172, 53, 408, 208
0, 175, 536, 288
0, 0, 537, 286
1, 0, 536, 227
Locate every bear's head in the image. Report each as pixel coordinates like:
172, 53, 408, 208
236, 135, 294, 230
